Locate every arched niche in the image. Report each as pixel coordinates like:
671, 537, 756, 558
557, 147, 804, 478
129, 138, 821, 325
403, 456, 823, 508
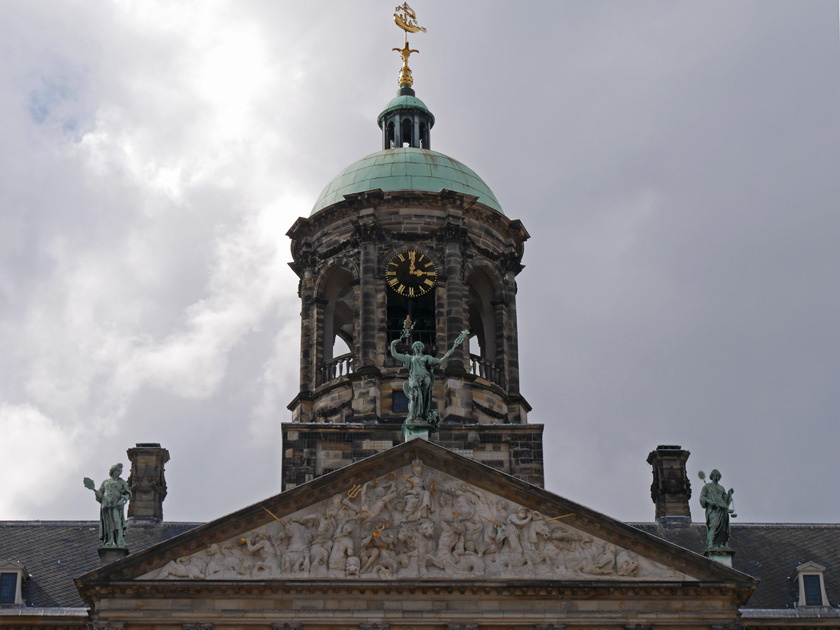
401, 117, 413, 147
386, 121, 395, 149
467, 266, 500, 361
419, 121, 429, 149
318, 266, 356, 363
382, 247, 440, 357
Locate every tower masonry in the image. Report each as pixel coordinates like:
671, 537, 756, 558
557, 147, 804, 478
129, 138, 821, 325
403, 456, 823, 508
281, 24, 541, 491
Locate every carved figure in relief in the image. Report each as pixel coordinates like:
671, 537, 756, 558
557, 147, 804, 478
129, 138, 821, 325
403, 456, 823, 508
328, 522, 356, 572
394, 523, 419, 575
360, 524, 397, 578
441, 483, 484, 545
415, 519, 438, 576
204, 543, 226, 578
304, 513, 334, 575
243, 532, 278, 577
503, 507, 532, 554
346, 555, 361, 577
283, 519, 313, 574
156, 554, 206, 579
578, 541, 616, 575
428, 516, 465, 571
361, 480, 398, 522
457, 539, 485, 575
616, 549, 639, 576
481, 500, 509, 555
224, 540, 253, 577
541, 525, 581, 572
402, 459, 433, 522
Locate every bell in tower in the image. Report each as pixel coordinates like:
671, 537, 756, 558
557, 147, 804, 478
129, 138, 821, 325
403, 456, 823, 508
282, 5, 541, 491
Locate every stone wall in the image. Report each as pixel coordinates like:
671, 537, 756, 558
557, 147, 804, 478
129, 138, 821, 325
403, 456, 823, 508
286, 190, 530, 427
282, 423, 544, 490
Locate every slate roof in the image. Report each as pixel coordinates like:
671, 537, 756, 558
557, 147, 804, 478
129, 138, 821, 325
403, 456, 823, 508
0, 521, 199, 608
631, 522, 840, 610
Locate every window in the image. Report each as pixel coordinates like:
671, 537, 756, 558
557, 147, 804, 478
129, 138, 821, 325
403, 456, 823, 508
393, 390, 409, 413
804, 575, 822, 605
0, 562, 26, 606
0, 574, 15, 604
792, 561, 828, 607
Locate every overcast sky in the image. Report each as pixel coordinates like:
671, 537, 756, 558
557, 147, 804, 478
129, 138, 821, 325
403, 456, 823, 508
1, 1, 838, 526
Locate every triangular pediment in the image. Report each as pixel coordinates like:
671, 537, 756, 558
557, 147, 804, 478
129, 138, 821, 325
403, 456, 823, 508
80, 440, 752, 586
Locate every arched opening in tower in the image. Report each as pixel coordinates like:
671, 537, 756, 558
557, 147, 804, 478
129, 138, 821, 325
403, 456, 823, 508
401, 117, 413, 147
419, 122, 429, 149
321, 267, 355, 363
467, 268, 497, 362
387, 290, 436, 359
386, 121, 396, 149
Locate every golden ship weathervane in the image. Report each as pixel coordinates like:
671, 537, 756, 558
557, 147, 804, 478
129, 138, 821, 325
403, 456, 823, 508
392, 3, 426, 88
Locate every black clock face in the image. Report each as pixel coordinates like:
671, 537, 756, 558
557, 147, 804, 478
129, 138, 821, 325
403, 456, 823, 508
385, 249, 438, 297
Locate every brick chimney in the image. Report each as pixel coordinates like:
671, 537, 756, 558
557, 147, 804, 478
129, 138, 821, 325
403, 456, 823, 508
126, 443, 170, 523
647, 445, 692, 523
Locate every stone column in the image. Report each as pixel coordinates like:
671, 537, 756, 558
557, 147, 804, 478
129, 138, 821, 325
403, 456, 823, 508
647, 445, 692, 522
443, 238, 467, 371
501, 272, 521, 395
126, 443, 169, 523
298, 270, 316, 393
358, 218, 378, 370
492, 297, 509, 389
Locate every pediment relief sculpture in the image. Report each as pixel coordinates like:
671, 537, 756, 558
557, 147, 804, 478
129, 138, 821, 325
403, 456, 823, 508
141, 459, 691, 582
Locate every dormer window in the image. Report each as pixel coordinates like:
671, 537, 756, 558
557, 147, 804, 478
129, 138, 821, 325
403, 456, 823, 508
792, 561, 829, 607
0, 560, 27, 606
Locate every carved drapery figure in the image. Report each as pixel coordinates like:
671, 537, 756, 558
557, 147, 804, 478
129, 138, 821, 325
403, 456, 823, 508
699, 469, 734, 551
402, 458, 434, 521
84, 463, 131, 549
390, 324, 469, 430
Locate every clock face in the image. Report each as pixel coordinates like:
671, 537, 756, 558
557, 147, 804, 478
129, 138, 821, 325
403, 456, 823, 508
385, 249, 438, 297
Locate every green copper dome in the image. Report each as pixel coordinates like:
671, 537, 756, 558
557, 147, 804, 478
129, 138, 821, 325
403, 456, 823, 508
376, 95, 435, 127
311, 147, 503, 215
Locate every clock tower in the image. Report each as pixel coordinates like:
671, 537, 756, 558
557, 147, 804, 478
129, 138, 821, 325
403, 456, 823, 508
282, 8, 541, 490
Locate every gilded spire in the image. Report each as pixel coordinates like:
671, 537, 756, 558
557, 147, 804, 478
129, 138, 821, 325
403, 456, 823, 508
392, 3, 426, 88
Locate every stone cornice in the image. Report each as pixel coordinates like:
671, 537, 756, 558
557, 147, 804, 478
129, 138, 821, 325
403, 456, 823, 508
80, 578, 754, 602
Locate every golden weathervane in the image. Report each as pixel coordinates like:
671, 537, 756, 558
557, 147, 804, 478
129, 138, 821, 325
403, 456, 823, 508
392, 3, 426, 88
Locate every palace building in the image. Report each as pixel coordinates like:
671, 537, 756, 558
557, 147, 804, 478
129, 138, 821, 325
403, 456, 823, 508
1, 8, 837, 630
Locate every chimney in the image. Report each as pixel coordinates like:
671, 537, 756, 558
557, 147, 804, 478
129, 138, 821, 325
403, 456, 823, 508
647, 445, 692, 523
126, 443, 170, 523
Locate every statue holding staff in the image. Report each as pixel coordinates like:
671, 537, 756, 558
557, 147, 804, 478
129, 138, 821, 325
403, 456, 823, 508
84, 463, 131, 549
390, 316, 469, 432
698, 469, 735, 551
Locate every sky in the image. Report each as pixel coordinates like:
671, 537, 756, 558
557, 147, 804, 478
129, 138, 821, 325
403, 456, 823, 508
1, 1, 838, 526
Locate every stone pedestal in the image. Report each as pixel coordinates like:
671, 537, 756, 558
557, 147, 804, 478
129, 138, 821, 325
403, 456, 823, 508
98, 547, 129, 565
126, 443, 169, 522
402, 423, 431, 442
705, 549, 734, 567
647, 445, 692, 522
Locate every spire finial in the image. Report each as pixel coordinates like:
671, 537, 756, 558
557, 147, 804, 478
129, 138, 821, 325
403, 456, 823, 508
392, 3, 426, 88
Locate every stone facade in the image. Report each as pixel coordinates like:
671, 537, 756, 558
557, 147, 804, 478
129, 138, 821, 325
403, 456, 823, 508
282, 423, 544, 491
284, 189, 537, 490
76, 440, 755, 630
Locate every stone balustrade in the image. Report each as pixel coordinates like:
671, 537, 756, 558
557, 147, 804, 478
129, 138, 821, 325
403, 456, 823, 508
317, 353, 354, 386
